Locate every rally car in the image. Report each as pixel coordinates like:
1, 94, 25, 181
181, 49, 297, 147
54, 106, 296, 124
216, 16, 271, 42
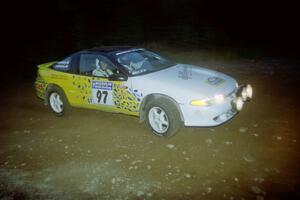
35, 46, 253, 137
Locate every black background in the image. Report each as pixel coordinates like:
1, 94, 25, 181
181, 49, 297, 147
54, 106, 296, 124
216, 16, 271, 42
2, 0, 299, 81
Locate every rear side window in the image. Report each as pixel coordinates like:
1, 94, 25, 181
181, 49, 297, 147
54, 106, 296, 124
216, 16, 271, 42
79, 54, 98, 74
52, 57, 71, 72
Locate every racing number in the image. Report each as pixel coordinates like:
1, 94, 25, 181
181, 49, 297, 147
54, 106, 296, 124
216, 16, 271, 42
91, 81, 114, 106
96, 90, 108, 104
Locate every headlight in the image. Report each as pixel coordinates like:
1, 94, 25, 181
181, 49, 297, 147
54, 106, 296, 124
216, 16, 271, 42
246, 84, 253, 99
241, 87, 248, 101
234, 96, 244, 111
191, 94, 226, 106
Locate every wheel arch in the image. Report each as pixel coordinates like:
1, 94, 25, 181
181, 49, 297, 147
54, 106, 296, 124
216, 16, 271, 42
139, 93, 184, 123
45, 84, 69, 106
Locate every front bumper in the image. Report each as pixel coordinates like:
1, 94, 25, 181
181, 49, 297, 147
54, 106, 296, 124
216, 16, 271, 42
181, 84, 252, 127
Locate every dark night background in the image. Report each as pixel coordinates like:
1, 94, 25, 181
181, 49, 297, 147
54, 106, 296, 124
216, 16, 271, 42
2, 0, 299, 82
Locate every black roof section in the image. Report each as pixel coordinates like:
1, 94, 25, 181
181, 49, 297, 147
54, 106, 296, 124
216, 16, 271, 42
88, 46, 137, 54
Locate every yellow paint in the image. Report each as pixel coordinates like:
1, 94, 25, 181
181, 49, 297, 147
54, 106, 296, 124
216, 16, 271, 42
36, 62, 140, 116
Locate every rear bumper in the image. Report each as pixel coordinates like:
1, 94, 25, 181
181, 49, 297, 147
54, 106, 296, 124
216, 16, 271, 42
181, 84, 251, 127
34, 77, 47, 99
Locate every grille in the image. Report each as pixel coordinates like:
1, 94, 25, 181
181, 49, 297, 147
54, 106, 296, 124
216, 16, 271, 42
226, 88, 237, 99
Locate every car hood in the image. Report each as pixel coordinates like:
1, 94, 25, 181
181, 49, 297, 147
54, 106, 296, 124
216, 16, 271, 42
131, 64, 237, 104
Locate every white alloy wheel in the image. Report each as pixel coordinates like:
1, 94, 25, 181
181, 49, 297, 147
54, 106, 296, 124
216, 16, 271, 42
148, 106, 169, 135
49, 92, 64, 113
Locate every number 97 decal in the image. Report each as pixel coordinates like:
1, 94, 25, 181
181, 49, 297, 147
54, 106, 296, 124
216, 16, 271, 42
92, 89, 114, 105
97, 90, 108, 104
91, 81, 114, 106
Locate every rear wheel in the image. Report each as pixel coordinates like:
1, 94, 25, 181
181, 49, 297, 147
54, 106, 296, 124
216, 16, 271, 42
145, 98, 182, 137
47, 86, 69, 116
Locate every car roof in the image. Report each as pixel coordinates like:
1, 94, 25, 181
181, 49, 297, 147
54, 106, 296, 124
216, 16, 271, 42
74, 46, 145, 63
87, 46, 138, 54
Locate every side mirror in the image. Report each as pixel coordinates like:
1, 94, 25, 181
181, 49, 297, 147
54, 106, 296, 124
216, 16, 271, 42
108, 73, 128, 81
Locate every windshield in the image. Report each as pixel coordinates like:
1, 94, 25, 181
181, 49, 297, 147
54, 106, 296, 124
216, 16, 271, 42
116, 50, 174, 75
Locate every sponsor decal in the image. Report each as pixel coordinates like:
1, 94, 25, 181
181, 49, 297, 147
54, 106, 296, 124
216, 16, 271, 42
115, 48, 144, 55
178, 66, 192, 80
206, 77, 225, 86
92, 81, 113, 90
54, 61, 69, 69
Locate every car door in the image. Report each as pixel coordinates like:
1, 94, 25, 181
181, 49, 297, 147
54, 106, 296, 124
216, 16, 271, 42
76, 53, 138, 114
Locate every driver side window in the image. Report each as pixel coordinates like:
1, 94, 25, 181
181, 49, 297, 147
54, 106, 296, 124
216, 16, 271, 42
79, 54, 116, 77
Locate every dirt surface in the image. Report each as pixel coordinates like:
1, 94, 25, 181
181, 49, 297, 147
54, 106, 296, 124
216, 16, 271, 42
0, 56, 300, 199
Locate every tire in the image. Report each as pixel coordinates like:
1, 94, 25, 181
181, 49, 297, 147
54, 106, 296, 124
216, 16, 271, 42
46, 86, 69, 116
145, 97, 182, 137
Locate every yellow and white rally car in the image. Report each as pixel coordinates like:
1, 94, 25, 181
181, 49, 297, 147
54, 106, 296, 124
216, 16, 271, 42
35, 47, 252, 137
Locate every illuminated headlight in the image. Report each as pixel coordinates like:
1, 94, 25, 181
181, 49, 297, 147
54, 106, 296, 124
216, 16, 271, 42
234, 96, 244, 111
191, 94, 226, 106
246, 84, 253, 99
241, 87, 248, 101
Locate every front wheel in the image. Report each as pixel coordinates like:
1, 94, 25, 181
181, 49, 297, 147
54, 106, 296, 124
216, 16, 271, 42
145, 98, 182, 137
